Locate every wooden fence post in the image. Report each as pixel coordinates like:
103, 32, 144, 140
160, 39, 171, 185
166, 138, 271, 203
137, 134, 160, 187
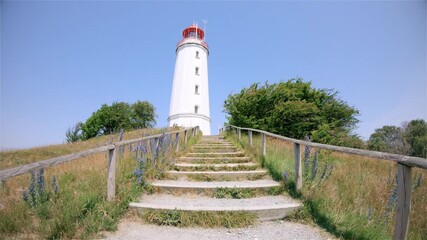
261, 133, 266, 157
175, 132, 180, 153
393, 163, 412, 240
294, 143, 302, 191
248, 131, 252, 147
184, 130, 188, 144
107, 146, 117, 201
238, 129, 241, 142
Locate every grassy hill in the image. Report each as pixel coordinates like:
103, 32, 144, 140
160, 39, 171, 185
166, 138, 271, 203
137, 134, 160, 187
0, 127, 195, 239
227, 132, 426, 240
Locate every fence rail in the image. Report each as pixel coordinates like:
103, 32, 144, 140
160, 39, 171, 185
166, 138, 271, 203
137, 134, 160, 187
222, 125, 426, 240
0, 126, 199, 201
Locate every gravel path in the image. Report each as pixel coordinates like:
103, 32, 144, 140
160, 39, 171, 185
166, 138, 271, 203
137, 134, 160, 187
102, 220, 334, 240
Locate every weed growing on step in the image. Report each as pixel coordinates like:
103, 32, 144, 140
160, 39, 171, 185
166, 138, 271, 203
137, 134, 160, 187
213, 186, 283, 199
214, 188, 254, 199
175, 164, 258, 172
140, 209, 256, 228
246, 173, 265, 181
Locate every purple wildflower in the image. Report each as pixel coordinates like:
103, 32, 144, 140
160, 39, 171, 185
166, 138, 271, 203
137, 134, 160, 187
36, 168, 45, 196
368, 207, 374, 223
320, 164, 328, 180
311, 150, 318, 180
303, 135, 311, 176
52, 175, 58, 195
413, 173, 423, 191
283, 171, 289, 183
22, 191, 29, 205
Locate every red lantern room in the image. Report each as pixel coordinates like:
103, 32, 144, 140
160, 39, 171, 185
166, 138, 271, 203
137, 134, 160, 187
182, 24, 204, 40
176, 23, 208, 50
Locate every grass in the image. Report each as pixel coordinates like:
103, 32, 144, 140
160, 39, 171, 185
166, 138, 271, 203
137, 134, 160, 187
0, 128, 164, 169
226, 131, 427, 240
213, 186, 283, 199
174, 164, 259, 172
0, 127, 200, 239
192, 158, 250, 164
185, 174, 234, 182
138, 209, 256, 228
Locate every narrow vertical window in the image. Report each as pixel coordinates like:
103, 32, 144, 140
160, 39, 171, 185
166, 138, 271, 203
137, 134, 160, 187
195, 85, 199, 94
195, 67, 199, 75
195, 105, 199, 114
196, 51, 199, 58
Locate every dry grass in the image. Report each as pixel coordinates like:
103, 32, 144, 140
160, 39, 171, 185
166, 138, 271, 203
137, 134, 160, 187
227, 132, 427, 239
138, 209, 256, 228
0, 128, 163, 169
0, 127, 198, 239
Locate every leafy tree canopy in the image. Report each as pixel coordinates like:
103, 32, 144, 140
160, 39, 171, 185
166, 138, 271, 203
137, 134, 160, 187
405, 119, 427, 158
224, 78, 361, 147
368, 119, 427, 158
367, 125, 407, 154
66, 100, 156, 142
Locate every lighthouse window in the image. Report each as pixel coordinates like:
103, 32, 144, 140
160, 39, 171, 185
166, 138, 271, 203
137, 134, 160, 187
195, 85, 199, 94
194, 105, 199, 113
196, 51, 199, 58
195, 67, 199, 75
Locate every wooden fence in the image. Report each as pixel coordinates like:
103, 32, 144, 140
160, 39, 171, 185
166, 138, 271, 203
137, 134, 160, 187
220, 125, 427, 240
0, 126, 199, 202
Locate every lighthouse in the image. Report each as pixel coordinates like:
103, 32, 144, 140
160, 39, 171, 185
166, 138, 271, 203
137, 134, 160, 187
168, 24, 211, 135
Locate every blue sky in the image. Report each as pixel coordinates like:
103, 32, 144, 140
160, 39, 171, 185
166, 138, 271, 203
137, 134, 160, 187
1, 1, 426, 149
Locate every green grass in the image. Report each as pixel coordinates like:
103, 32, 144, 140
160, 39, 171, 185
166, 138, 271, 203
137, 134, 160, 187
174, 164, 258, 172
213, 186, 283, 199
0, 128, 200, 239
185, 174, 233, 182
192, 158, 250, 164
226, 131, 427, 240
139, 209, 256, 228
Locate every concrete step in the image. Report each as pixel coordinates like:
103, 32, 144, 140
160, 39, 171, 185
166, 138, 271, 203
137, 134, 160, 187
167, 170, 268, 181
173, 162, 258, 171
187, 152, 246, 157
130, 194, 302, 221
200, 136, 225, 141
192, 145, 236, 149
151, 179, 280, 195
178, 156, 251, 164
198, 141, 230, 145
191, 148, 238, 153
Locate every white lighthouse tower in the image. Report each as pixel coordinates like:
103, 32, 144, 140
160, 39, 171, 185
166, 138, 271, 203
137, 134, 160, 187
168, 24, 211, 135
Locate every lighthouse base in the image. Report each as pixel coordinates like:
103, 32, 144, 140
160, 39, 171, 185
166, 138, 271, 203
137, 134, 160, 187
168, 113, 211, 135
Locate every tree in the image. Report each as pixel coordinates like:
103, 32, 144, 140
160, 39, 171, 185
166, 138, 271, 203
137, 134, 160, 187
68, 100, 157, 141
367, 119, 427, 158
404, 119, 427, 158
131, 101, 156, 129
65, 122, 83, 143
223, 78, 361, 146
367, 125, 407, 154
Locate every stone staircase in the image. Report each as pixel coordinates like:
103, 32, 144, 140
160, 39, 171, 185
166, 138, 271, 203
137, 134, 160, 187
130, 135, 302, 221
